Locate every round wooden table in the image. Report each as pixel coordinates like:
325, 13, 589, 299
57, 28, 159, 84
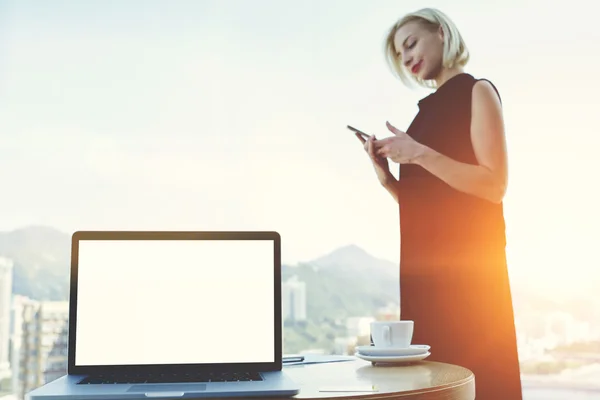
276, 357, 474, 400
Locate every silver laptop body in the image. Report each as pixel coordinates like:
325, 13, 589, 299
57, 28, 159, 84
27, 230, 300, 399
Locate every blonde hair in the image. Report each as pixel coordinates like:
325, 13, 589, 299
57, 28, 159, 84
384, 8, 469, 89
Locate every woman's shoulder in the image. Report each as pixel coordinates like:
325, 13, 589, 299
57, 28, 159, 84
472, 77, 502, 103
417, 72, 501, 109
442, 72, 501, 103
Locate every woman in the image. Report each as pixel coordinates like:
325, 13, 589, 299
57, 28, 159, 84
363, 8, 522, 400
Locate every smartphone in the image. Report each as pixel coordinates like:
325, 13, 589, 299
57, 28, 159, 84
347, 125, 371, 143
282, 355, 305, 363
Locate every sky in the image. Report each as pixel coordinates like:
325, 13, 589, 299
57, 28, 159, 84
1, 0, 599, 292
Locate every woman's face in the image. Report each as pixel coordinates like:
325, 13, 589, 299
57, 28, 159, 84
393, 20, 444, 81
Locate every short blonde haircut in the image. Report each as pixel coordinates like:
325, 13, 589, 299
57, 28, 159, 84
384, 8, 469, 89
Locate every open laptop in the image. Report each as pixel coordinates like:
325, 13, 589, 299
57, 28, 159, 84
27, 230, 300, 399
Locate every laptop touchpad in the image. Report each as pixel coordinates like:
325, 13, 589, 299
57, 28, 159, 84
127, 384, 207, 393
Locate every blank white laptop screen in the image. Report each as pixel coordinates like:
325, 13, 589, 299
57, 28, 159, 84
74, 239, 275, 366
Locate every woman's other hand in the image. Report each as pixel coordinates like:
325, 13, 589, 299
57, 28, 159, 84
364, 135, 394, 185
375, 121, 426, 164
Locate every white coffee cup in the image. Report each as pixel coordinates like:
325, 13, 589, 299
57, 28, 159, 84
370, 320, 414, 348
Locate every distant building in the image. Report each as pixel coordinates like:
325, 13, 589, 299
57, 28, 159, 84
282, 276, 306, 322
9, 295, 35, 398
0, 258, 13, 383
334, 337, 357, 355
545, 311, 577, 346
346, 317, 374, 338
15, 301, 68, 399
376, 303, 400, 321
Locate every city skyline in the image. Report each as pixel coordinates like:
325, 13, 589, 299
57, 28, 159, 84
5, 272, 600, 399
0, 235, 599, 399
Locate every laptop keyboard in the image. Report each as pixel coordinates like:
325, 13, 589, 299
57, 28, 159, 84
77, 371, 263, 385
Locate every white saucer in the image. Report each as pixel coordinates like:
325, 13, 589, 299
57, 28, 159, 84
355, 345, 430, 357
356, 351, 430, 364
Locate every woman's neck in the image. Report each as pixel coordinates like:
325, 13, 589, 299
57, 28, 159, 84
434, 67, 465, 88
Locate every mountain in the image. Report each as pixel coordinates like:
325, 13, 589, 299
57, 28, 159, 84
1, 227, 399, 309
281, 245, 399, 353
0, 226, 71, 301
282, 244, 399, 322
1, 226, 397, 353
308, 243, 399, 309
310, 244, 397, 277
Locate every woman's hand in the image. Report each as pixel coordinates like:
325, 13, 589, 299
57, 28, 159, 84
363, 135, 393, 185
375, 121, 426, 164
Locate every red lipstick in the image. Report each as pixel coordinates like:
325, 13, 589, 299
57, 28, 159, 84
411, 60, 422, 74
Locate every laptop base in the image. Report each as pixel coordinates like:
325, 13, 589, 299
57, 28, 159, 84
27, 370, 299, 399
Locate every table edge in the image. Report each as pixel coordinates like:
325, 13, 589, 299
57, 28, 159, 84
286, 359, 475, 400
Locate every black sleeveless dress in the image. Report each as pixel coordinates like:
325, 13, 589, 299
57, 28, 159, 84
398, 73, 522, 399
